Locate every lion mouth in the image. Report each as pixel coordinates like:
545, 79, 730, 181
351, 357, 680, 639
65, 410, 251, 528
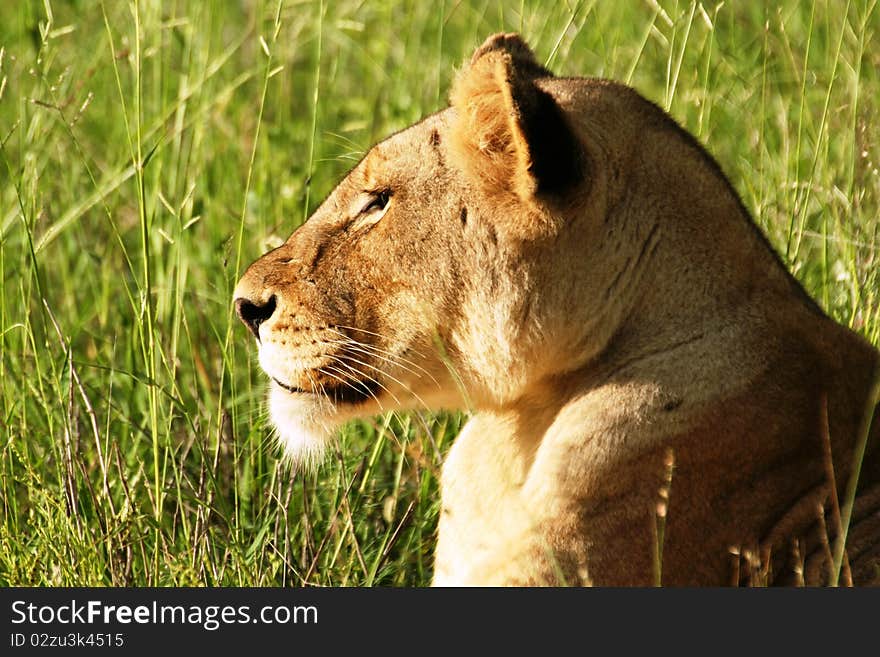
271, 377, 378, 406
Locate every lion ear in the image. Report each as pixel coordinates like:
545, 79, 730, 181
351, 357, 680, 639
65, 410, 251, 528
449, 33, 582, 204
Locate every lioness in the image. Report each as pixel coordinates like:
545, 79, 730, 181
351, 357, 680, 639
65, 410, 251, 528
234, 34, 880, 585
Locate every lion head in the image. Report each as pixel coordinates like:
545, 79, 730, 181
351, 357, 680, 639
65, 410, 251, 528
233, 34, 630, 465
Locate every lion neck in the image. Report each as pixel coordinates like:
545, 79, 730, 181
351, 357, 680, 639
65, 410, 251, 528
462, 144, 796, 465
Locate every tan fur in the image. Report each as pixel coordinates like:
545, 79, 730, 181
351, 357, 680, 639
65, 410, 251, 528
449, 45, 537, 204
235, 33, 880, 585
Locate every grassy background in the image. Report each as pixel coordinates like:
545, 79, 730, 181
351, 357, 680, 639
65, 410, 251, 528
0, 0, 877, 586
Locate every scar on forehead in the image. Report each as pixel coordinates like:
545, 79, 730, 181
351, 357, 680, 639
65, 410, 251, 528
429, 127, 445, 165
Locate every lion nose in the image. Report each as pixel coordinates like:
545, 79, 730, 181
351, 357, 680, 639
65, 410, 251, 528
235, 295, 277, 340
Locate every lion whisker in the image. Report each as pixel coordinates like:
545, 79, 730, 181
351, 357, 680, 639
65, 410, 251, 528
304, 369, 334, 414
323, 360, 397, 408
333, 352, 432, 411
323, 336, 440, 387
330, 324, 429, 359
314, 366, 384, 409
324, 327, 433, 374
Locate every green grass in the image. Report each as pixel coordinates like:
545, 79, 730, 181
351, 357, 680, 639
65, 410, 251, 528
1, 0, 878, 586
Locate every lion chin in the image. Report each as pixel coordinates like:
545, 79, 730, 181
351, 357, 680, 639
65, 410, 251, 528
267, 384, 341, 471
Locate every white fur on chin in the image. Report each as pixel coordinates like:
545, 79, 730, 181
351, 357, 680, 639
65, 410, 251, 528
268, 384, 340, 471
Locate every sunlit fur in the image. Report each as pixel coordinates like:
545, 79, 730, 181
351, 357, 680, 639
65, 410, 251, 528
235, 33, 880, 585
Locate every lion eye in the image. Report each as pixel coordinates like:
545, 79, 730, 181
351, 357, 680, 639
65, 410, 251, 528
348, 190, 392, 233
360, 190, 391, 215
